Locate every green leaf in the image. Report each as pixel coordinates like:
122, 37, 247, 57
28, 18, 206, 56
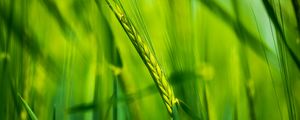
67, 103, 95, 114
18, 93, 38, 120
178, 100, 201, 120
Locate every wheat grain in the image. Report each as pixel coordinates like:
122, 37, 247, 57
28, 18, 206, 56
106, 0, 178, 117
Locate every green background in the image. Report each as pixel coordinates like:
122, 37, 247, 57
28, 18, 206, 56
0, 0, 300, 119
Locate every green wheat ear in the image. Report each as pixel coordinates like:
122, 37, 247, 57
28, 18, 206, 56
106, 0, 178, 118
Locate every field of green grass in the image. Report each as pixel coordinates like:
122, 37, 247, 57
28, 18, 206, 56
1, 0, 300, 119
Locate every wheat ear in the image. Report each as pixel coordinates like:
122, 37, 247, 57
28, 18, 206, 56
106, 0, 178, 117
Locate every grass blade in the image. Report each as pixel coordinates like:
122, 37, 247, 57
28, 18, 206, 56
262, 0, 300, 70
178, 100, 201, 120
67, 103, 95, 114
18, 93, 38, 120
232, 0, 256, 119
40, 0, 76, 40
198, 0, 282, 69
292, 0, 300, 32
261, 1, 297, 119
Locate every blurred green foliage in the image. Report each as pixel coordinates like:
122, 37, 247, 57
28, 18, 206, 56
0, 0, 300, 119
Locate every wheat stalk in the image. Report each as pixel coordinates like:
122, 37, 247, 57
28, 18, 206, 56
106, 0, 178, 117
